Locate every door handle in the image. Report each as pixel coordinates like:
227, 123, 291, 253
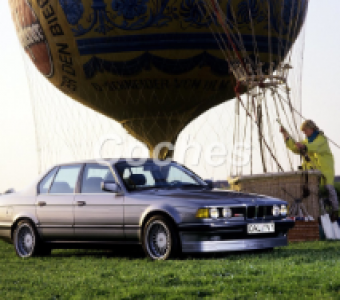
77, 201, 86, 207
37, 201, 46, 207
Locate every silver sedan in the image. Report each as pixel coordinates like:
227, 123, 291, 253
0, 159, 294, 260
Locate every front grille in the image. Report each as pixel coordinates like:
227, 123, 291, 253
215, 207, 246, 218
247, 206, 274, 219
247, 206, 256, 219
231, 207, 246, 218
214, 206, 277, 220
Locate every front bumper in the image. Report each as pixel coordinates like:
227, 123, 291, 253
179, 219, 294, 253
181, 236, 287, 253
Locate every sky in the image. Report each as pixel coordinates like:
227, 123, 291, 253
0, 0, 340, 191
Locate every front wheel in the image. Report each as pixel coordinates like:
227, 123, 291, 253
142, 215, 180, 260
13, 221, 47, 258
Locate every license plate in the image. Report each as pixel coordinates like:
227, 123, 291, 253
247, 223, 275, 234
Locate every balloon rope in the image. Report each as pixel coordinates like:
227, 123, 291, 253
277, 95, 340, 150
235, 83, 284, 172
209, 0, 249, 76
271, 90, 294, 170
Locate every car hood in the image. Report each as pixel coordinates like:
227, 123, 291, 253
131, 188, 286, 206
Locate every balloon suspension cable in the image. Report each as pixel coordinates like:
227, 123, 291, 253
209, 0, 249, 76
209, 0, 289, 90
276, 92, 340, 150
209, 0, 288, 173
234, 82, 284, 172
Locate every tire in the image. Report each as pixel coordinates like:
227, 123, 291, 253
13, 220, 48, 258
142, 215, 180, 260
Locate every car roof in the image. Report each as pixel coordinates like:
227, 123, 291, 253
55, 158, 176, 167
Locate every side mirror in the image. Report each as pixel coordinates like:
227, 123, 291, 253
101, 181, 121, 193
4, 188, 15, 194
204, 180, 214, 189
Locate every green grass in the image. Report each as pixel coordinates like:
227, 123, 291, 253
0, 241, 340, 299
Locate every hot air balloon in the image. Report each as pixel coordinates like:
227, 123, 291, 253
9, 0, 308, 159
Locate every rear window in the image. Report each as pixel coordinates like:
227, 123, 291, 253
38, 167, 58, 194
49, 165, 82, 194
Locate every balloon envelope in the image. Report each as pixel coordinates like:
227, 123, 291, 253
9, 0, 307, 155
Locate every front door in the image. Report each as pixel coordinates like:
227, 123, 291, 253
36, 164, 82, 239
73, 164, 124, 240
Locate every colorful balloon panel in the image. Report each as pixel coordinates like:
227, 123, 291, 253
10, 0, 54, 77
9, 0, 307, 153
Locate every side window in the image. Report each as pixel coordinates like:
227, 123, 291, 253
131, 167, 155, 186
81, 164, 115, 194
122, 167, 154, 187
39, 167, 58, 194
49, 165, 82, 194
167, 166, 197, 184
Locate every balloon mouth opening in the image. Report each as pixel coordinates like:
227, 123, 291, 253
149, 146, 174, 160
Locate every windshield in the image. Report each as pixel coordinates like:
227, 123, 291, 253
115, 161, 207, 191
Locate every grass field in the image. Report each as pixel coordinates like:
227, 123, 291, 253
0, 241, 340, 299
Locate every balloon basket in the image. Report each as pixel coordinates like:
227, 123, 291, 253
229, 171, 322, 220
287, 221, 320, 242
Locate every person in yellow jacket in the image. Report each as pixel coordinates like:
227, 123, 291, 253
280, 120, 338, 221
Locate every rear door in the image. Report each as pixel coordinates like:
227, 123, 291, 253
36, 165, 82, 239
73, 164, 124, 240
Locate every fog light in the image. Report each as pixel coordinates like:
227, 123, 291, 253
222, 207, 232, 218
281, 205, 287, 216
272, 205, 280, 217
210, 208, 219, 219
195, 208, 209, 219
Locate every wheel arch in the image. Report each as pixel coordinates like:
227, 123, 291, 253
139, 207, 181, 241
11, 214, 40, 240
140, 209, 183, 259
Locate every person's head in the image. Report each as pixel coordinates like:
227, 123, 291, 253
300, 120, 320, 137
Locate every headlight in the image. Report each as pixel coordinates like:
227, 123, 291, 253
210, 208, 219, 219
222, 207, 232, 218
272, 205, 280, 217
281, 205, 287, 216
195, 208, 209, 219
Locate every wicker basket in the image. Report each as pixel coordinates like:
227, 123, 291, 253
288, 221, 320, 242
229, 171, 322, 220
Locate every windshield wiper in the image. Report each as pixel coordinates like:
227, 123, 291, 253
137, 186, 160, 190
180, 184, 204, 188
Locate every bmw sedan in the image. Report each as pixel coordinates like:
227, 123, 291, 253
0, 159, 294, 260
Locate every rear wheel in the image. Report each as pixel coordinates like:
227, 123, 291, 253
13, 220, 49, 258
142, 215, 180, 260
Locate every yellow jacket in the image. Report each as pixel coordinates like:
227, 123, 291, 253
286, 133, 335, 186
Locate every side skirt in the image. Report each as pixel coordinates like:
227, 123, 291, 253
44, 240, 141, 250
